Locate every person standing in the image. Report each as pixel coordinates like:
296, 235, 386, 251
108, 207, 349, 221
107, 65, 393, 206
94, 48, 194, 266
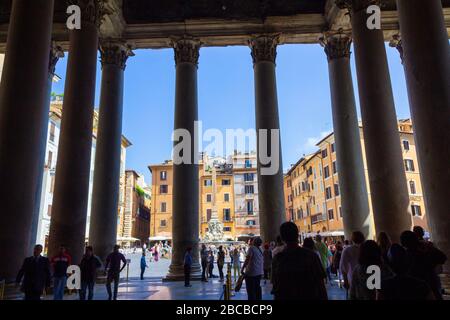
200, 244, 208, 282
104, 245, 127, 300
332, 241, 344, 288
340, 231, 365, 295
241, 237, 264, 300
377, 232, 392, 265
314, 235, 329, 276
262, 244, 272, 284
16, 245, 51, 300
401, 230, 447, 300
350, 240, 394, 300
272, 222, 328, 300
272, 236, 285, 257
184, 247, 193, 287
140, 252, 148, 280
79, 246, 102, 300
50, 245, 72, 300
208, 251, 215, 278
217, 246, 225, 282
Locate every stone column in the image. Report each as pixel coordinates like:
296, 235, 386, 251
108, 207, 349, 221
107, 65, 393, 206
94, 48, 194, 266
89, 42, 133, 262
320, 33, 372, 240
29, 44, 65, 254
250, 35, 286, 243
166, 38, 202, 280
0, 0, 55, 281
48, 0, 103, 263
396, 0, 450, 272
336, 0, 411, 242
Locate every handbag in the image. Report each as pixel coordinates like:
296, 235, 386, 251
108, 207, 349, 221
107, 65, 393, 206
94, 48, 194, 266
234, 273, 245, 292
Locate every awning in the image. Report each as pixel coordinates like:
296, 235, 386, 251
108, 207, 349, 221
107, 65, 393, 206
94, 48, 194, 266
148, 236, 171, 241
117, 236, 140, 242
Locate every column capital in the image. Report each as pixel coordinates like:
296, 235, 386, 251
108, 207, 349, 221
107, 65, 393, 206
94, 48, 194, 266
69, 0, 107, 28
172, 38, 201, 66
49, 42, 65, 75
99, 41, 134, 70
249, 34, 280, 64
389, 34, 404, 64
335, 0, 383, 13
319, 32, 352, 62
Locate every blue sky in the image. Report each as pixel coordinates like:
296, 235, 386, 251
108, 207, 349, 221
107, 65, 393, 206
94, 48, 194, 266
52, 43, 411, 183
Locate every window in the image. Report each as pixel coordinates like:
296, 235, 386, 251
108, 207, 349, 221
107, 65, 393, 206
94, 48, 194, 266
206, 194, 212, 202
331, 143, 335, 153
325, 187, 332, 200
409, 180, 417, 195
403, 140, 410, 151
339, 206, 343, 218
223, 227, 231, 232
47, 204, 52, 217
207, 209, 212, 221
204, 179, 212, 186
160, 171, 167, 180
47, 151, 53, 168
404, 159, 415, 172
301, 182, 306, 192
160, 220, 167, 227
324, 166, 330, 179
321, 148, 328, 158
247, 200, 254, 214
328, 209, 334, 220
332, 161, 337, 174
334, 184, 340, 197
223, 208, 231, 221
224, 193, 230, 202
245, 185, 254, 194
246, 220, 256, 226
160, 185, 168, 194
221, 179, 231, 186
160, 202, 166, 213
49, 122, 56, 142
245, 159, 252, 168
49, 175, 55, 194
244, 173, 254, 182
411, 205, 422, 217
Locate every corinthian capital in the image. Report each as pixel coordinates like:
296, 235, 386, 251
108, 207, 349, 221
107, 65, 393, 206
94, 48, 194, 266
69, 0, 106, 28
335, 0, 382, 13
249, 34, 280, 64
319, 33, 352, 62
99, 41, 135, 70
49, 42, 65, 75
172, 38, 201, 66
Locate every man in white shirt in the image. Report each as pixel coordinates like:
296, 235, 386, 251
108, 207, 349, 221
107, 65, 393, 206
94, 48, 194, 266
339, 231, 365, 293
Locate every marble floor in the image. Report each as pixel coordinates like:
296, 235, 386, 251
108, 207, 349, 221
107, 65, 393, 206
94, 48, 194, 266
39, 253, 347, 300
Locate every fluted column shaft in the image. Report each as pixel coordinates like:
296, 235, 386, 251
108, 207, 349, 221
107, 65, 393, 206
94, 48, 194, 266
250, 35, 286, 243
89, 42, 133, 262
48, 0, 102, 263
397, 0, 450, 272
321, 34, 372, 240
0, 0, 55, 281
338, 0, 411, 242
29, 44, 65, 254
166, 38, 202, 280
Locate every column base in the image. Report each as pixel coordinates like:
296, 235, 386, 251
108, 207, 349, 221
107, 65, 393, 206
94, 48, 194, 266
163, 262, 202, 282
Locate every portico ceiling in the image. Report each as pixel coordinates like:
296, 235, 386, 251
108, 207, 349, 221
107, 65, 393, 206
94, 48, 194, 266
0, 0, 449, 51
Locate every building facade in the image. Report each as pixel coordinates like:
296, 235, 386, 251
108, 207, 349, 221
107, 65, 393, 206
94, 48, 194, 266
118, 170, 151, 246
285, 119, 429, 240
35, 98, 132, 253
